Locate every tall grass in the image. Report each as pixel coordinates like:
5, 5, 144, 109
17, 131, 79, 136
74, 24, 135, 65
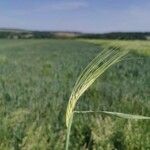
65, 48, 150, 150
0, 39, 149, 149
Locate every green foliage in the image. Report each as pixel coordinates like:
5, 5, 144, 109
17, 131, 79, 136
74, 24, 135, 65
0, 39, 150, 149
83, 39, 150, 56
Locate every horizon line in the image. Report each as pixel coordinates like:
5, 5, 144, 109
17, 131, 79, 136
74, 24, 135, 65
0, 27, 150, 34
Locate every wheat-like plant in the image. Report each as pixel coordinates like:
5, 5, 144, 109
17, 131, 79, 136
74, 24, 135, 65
65, 48, 150, 150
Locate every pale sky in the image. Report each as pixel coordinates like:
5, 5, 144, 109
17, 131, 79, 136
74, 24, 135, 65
0, 0, 150, 33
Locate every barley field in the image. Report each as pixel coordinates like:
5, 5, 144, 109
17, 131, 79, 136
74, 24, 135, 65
0, 39, 150, 149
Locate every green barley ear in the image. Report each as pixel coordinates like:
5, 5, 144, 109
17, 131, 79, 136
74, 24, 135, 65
66, 48, 128, 127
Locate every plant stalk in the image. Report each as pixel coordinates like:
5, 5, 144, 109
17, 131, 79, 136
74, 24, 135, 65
65, 113, 74, 150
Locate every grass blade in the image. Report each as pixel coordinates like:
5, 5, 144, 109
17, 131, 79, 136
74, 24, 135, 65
74, 111, 150, 120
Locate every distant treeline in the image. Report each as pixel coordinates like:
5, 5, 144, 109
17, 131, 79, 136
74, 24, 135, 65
0, 29, 150, 40
0, 31, 56, 39
79, 32, 150, 40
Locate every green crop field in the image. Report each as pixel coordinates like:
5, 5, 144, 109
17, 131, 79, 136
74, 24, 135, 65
0, 39, 150, 149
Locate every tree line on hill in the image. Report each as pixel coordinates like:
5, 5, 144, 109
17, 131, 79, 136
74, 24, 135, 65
79, 32, 150, 40
0, 29, 150, 40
